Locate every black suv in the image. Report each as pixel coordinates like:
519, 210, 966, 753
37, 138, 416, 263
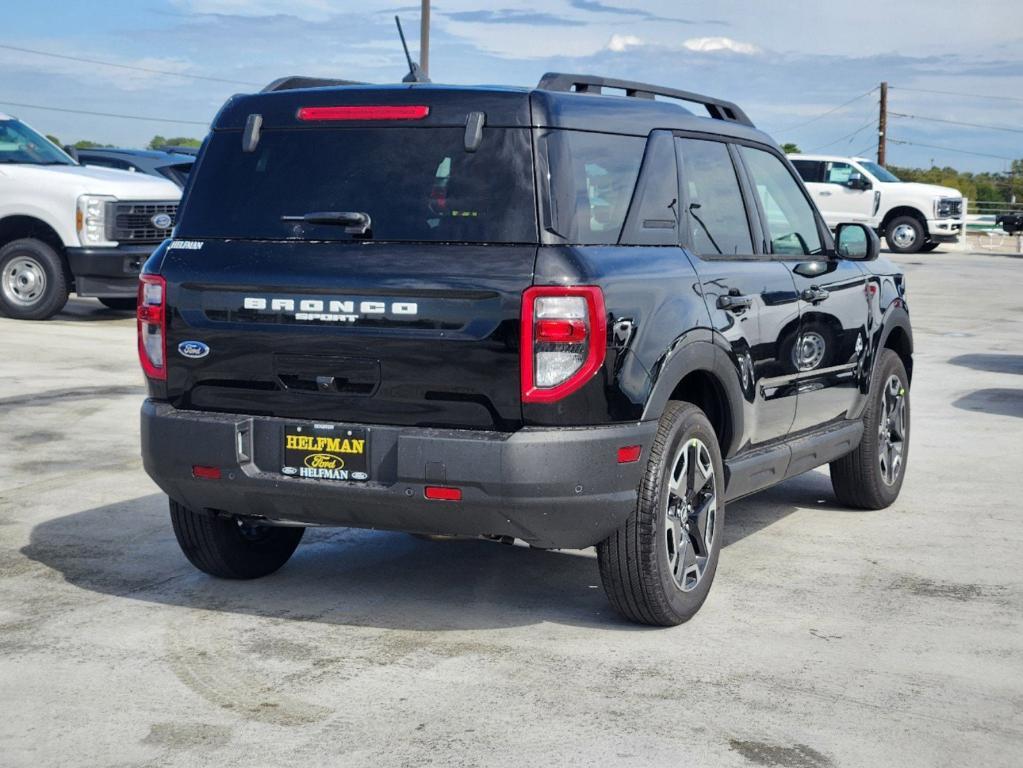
138, 74, 912, 626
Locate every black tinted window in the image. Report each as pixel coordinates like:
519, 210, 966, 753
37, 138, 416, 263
176, 127, 537, 243
545, 130, 645, 244
739, 146, 823, 256
676, 138, 753, 257
791, 159, 824, 183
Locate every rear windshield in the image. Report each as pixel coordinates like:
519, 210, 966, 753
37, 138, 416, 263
176, 127, 537, 243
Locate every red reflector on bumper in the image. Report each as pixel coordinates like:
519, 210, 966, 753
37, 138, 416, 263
617, 445, 642, 464
192, 465, 222, 480
424, 486, 462, 501
297, 105, 430, 121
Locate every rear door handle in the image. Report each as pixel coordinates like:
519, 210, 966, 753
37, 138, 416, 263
717, 294, 753, 311
800, 285, 830, 303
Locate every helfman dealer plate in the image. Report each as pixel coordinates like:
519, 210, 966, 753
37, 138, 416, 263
282, 423, 369, 481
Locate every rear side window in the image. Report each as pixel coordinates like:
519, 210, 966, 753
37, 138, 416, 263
791, 159, 824, 183
545, 130, 645, 245
676, 138, 753, 257
176, 127, 537, 243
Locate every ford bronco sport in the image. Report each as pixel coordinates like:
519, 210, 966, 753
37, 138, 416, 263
139, 74, 912, 626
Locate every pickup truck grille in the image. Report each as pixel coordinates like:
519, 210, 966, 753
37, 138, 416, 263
106, 201, 178, 244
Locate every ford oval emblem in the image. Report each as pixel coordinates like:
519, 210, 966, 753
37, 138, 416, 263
178, 340, 209, 359
151, 213, 173, 229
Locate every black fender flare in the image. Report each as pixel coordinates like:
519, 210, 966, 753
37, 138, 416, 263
641, 338, 746, 457
873, 303, 913, 381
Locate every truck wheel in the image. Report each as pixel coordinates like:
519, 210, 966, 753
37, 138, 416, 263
919, 242, 940, 253
830, 349, 910, 509
169, 499, 304, 579
98, 297, 137, 311
0, 238, 69, 320
597, 401, 725, 626
885, 216, 925, 254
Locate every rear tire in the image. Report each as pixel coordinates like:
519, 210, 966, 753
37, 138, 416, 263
169, 499, 304, 579
830, 349, 910, 509
885, 215, 925, 254
597, 401, 725, 626
0, 238, 69, 320
98, 297, 137, 311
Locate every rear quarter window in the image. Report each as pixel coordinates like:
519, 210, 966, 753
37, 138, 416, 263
544, 130, 645, 245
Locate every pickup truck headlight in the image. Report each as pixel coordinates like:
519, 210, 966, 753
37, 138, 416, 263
76, 195, 117, 246
935, 197, 962, 219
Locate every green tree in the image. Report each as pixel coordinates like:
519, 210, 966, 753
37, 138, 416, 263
781, 142, 801, 154
73, 140, 113, 149
147, 135, 202, 150
45, 134, 61, 146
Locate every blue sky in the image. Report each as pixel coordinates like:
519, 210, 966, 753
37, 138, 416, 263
1, 0, 1021, 172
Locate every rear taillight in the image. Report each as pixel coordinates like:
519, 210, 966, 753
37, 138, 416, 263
137, 275, 166, 380
521, 286, 606, 404
296, 105, 430, 121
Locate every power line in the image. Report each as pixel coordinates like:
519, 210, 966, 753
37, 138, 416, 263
0, 43, 260, 87
890, 111, 1023, 135
766, 87, 878, 134
887, 138, 1012, 161
0, 99, 209, 126
851, 142, 876, 158
891, 85, 1023, 105
807, 116, 877, 152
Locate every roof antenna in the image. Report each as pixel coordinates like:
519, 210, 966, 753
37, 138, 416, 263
395, 15, 430, 83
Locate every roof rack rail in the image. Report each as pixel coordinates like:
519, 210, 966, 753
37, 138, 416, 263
536, 72, 754, 128
261, 76, 365, 93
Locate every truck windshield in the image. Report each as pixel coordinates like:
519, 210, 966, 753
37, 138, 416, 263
859, 161, 901, 183
0, 120, 75, 165
176, 127, 537, 243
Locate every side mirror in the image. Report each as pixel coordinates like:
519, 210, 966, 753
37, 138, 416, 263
835, 222, 879, 261
847, 174, 871, 191
63, 144, 79, 162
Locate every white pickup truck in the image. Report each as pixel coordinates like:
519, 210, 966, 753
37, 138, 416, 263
790, 154, 964, 254
0, 114, 181, 320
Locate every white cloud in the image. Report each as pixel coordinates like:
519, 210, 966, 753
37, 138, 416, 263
683, 36, 760, 55
171, 0, 334, 20
606, 34, 643, 52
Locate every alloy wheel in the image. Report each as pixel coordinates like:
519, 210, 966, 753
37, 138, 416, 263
878, 374, 907, 485
664, 438, 717, 592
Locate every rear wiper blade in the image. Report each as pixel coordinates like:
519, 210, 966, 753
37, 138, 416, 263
281, 210, 371, 234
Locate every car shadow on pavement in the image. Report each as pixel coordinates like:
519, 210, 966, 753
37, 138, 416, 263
21, 472, 840, 631
952, 388, 1023, 419
948, 354, 1023, 376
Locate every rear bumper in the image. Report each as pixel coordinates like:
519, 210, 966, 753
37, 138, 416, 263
141, 400, 658, 549
66, 245, 157, 296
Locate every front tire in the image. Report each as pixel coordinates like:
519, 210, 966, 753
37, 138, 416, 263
169, 499, 304, 579
919, 242, 940, 253
597, 401, 725, 626
885, 215, 926, 254
830, 349, 910, 509
0, 238, 69, 320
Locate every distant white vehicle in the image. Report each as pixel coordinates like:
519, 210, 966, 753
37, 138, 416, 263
790, 154, 963, 254
0, 113, 181, 319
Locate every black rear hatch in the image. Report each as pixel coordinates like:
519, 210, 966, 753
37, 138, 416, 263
161, 87, 538, 430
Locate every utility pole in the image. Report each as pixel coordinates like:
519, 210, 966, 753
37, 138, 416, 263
878, 81, 888, 166
420, 0, 430, 77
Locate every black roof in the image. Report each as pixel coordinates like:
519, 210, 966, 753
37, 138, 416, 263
211, 73, 771, 145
